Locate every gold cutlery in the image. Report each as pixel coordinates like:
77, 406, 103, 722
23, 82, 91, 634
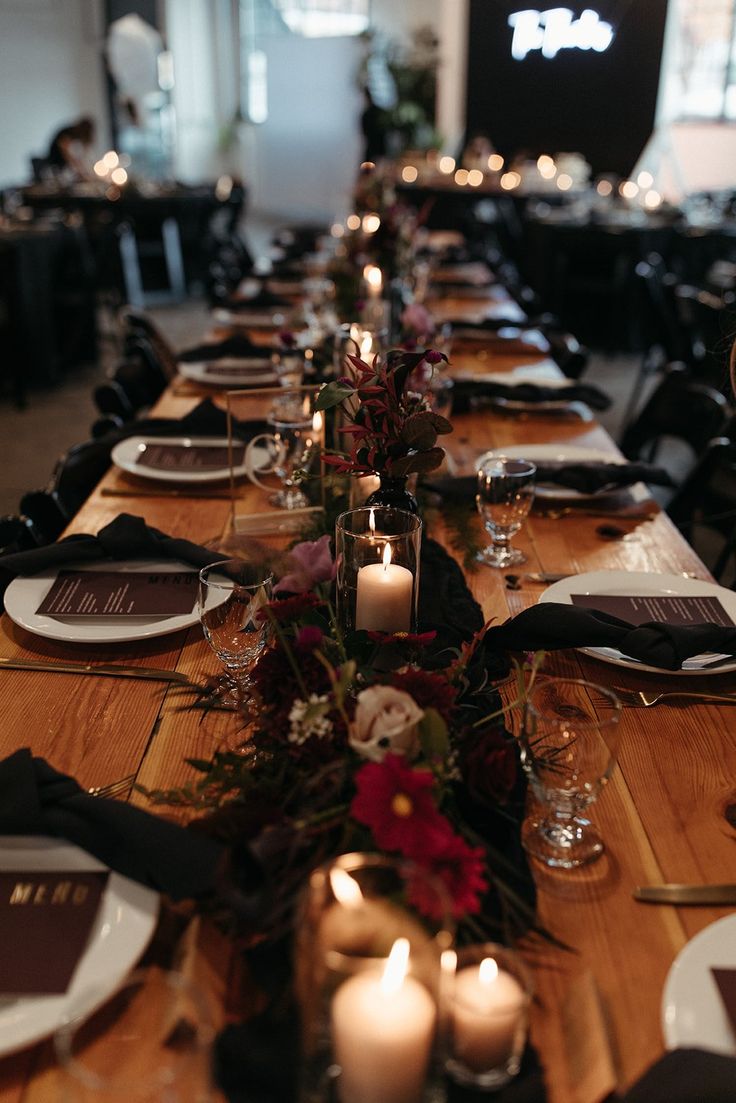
0, 657, 193, 683
87, 774, 136, 798
613, 688, 735, 707
634, 883, 736, 905
101, 487, 234, 500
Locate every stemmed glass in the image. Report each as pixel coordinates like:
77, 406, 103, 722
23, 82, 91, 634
476, 457, 536, 568
245, 403, 317, 510
518, 678, 622, 868
198, 559, 273, 704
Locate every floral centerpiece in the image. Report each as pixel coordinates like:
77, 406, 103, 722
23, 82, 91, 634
316, 346, 453, 511
150, 535, 540, 945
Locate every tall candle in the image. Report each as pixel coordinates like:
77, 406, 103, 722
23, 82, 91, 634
331, 939, 436, 1103
355, 543, 412, 633
452, 958, 525, 1072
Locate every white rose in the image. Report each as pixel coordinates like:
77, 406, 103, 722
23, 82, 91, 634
349, 686, 425, 762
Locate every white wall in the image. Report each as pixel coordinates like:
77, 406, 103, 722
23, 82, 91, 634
0, 0, 108, 188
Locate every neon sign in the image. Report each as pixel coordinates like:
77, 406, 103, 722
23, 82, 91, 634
508, 8, 615, 60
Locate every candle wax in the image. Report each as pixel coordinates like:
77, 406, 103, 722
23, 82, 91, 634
355, 561, 412, 633
452, 966, 524, 1072
332, 970, 435, 1103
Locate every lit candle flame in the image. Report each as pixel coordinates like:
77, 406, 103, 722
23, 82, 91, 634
330, 868, 363, 907
380, 938, 410, 995
369, 508, 376, 536
382, 543, 392, 570
312, 411, 323, 434
479, 957, 498, 985
364, 265, 383, 293
359, 332, 373, 359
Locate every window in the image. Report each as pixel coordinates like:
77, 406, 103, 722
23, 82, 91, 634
271, 0, 370, 38
662, 0, 736, 120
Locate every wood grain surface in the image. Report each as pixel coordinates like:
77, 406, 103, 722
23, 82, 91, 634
1, 296, 734, 1103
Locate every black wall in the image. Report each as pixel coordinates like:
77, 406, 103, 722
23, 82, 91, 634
466, 0, 669, 176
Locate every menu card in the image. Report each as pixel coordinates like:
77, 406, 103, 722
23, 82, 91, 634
203, 360, 272, 375
0, 871, 109, 995
570, 593, 735, 628
37, 571, 198, 617
136, 443, 238, 471
712, 969, 736, 1037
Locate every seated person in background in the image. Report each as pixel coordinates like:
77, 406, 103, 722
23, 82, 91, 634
46, 117, 96, 180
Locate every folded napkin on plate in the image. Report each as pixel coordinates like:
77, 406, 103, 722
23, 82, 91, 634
103, 399, 270, 445
0, 749, 224, 900
0, 513, 225, 610
225, 288, 292, 311
451, 378, 612, 413
178, 336, 274, 363
483, 602, 736, 671
621, 1048, 736, 1102
425, 461, 673, 498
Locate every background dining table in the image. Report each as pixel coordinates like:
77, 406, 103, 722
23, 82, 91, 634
0, 284, 734, 1103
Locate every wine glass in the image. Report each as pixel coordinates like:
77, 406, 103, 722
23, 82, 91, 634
476, 457, 536, 568
198, 559, 273, 704
519, 678, 622, 868
54, 967, 215, 1103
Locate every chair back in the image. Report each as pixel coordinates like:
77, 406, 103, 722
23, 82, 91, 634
667, 437, 736, 583
620, 366, 731, 463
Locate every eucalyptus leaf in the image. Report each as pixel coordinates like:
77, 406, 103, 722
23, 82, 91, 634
401, 411, 440, 450
418, 708, 449, 759
314, 381, 356, 411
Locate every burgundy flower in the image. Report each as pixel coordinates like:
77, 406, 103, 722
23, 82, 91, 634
424, 349, 446, 365
259, 592, 323, 625
350, 754, 447, 858
416, 832, 488, 919
391, 668, 457, 726
460, 724, 518, 806
295, 625, 323, 651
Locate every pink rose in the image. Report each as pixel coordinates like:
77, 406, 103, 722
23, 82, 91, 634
349, 686, 425, 762
274, 534, 336, 594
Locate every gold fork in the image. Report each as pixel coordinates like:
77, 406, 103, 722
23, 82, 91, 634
87, 774, 136, 799
611, 688, 735, 708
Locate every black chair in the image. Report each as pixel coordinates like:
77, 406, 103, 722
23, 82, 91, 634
20, 439, 113, 543
667, 437, 736, 584
91, 414, 125, 439
674, 284, 736, 394
0, 514, 44, 556
93, 378, 136, 422
620, 365, 731, 465
119, 308, 178, 378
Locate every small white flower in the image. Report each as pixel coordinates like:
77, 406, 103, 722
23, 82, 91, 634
349, 685, 424, 762
288, 694, 333, 745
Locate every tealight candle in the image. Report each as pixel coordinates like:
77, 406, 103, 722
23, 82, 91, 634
355, 543, 412, 633
452, 957, 525, 1072
331, 938, 436, 1103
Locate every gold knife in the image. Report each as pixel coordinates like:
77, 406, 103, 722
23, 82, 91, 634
0, 657, 193, 684
634, 884, 736, 905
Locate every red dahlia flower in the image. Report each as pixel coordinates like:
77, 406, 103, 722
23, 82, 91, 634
350, 753, 446, 859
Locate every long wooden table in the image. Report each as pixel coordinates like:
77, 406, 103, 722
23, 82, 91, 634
1, 310, 735, 1103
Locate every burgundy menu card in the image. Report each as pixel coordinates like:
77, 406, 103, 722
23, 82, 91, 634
570, 593, 734, 628
712, 969, 736, 1037
36, 571, 198, 617
0, 871, 109, 995
136, 443, 234, 471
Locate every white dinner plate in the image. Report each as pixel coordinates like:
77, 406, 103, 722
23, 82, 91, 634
3, 559, 202, 644
0, 836, 158, 1057
476, 443, 625, 500
212, 307, 288, 329
662, 914, 736, 1055
178, 360, 277, 387
111, 436, 250, 484
539, 569, 736, 675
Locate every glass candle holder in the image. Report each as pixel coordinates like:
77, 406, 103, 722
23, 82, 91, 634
295, 853, 454, 1103
335, 507, 422, 636
445, 943, 533, 1091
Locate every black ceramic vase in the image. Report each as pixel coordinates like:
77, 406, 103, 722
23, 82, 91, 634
364, 474, 419, 514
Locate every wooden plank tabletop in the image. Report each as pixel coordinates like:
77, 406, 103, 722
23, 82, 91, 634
1, 299, 735, 1103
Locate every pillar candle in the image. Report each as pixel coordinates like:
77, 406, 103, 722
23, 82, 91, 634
452, 958, 525, 1072
355, 544, 412, 633
331, 940, 436, 1103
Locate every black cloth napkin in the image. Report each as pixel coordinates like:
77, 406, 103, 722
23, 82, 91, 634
0, 749, 224, 900
452, 378, 612, 413
178, 337, 275, 363
224, 287, 292, 311
101, 399, 270, 446
483, 602, 736, 671
621, 1048, 736, 1102
425, 461, 673, 499
0, 513, 225, 611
